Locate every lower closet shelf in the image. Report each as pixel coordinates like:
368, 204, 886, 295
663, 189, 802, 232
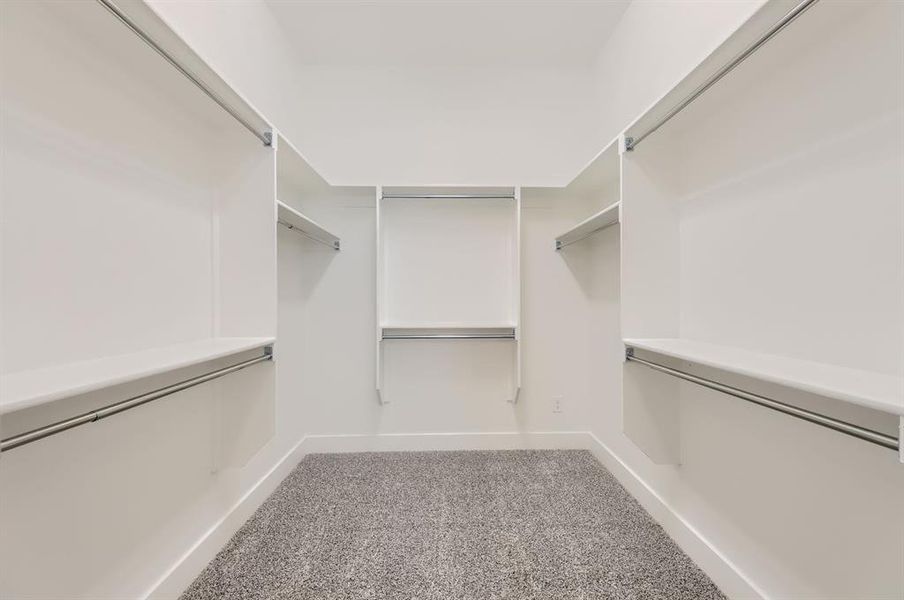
624, 338, 904, 416
0, 337, 276, 415
381, 325, 516, 340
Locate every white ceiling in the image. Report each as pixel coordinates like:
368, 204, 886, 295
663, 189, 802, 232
264, 0, 631, 67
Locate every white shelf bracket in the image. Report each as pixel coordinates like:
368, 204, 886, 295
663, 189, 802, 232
375, 186, 386, 405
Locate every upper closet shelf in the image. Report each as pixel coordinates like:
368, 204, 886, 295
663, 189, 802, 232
277, 200, 340, 250
624, 338, 904, 416
623, 0, 817, 150
0, 337, 275, 415
98, 0, 271, 145
555, 201, 620, 250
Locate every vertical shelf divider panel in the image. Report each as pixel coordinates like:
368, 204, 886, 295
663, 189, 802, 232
273, 130, 376, 417
512, 187, 522, 402
619, 132, 682, 465
211, 120, 277, 469
376, 186, 385, 404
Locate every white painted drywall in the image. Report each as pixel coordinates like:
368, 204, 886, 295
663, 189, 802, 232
146, 0, 606, 187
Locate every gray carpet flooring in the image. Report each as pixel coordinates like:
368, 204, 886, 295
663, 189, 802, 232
181, 450, 725, 599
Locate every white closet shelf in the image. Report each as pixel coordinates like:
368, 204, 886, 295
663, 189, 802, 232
382, 324, 516, 340
555, 201, 620, 250
0, 337, 275, 415
624, 338, 904, 416
277, 200, 340, 250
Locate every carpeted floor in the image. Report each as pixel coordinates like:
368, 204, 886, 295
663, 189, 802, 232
181, 450, 725, 599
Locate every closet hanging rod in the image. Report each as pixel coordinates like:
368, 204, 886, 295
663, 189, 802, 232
0, 349, 273, 453
382, 334, 516, 340
625, 349, 899, 452
277, 220, 341, 250
624, 0, 819, 151
381, 194, 515, 200
96, 0, 273, 146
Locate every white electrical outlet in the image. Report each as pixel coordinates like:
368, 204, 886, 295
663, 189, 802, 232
552, 395, 563, 413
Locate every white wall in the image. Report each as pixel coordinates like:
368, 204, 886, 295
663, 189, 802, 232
269, 65, 602, 186
148, 0, 604, 187
592, 0, 764, 146
282, 183, 615, 437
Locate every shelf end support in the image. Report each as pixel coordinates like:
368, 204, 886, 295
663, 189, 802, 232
899, 416, 903, 464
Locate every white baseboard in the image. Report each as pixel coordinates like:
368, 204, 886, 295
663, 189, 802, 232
145, 437, 310, 600
146, 430, 764, 600
299, 430, 590, 453
582, 432, 766, 600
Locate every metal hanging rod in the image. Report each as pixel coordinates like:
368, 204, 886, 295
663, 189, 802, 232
96, 0, 273, 146
625, 349, 899, 452
625, 0, 820, 151
382, 334, 516, 340
381, 194, 515, 200
0, 349, 273, 453
277, 220, 341, 250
